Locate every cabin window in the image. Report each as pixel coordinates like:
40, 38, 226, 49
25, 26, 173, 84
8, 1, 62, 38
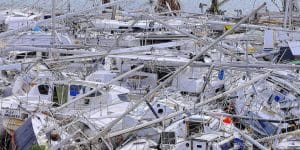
44, 15, 51, 19
84, 99, 90, 105
42, 52, 48, 59
131, 65, 137, 70
60, 53, 73, 57
16, 53, 26, 59
133, 142, 146, 145
26, 52, 36, 58
87, 91, 102, 97
15, 52, 36, 59
38, 85, 49, 95
118, 94, 129, 102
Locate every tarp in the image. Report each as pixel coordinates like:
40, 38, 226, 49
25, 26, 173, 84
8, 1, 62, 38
15, 118, 38, 150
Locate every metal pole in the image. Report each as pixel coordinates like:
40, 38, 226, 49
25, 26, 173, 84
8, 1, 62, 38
288, 0, 293, 30
257, 130, 300, 142
2, 46, 93, 55
202, 111, 300, 123
198, 65, 214, 102
284, 0, 290, 29
206, 20, 300, 33
51, 0, 56, 58
111, 0, 117, 20
190, 62, 300, 70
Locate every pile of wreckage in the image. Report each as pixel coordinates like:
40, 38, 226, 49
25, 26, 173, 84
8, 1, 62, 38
0, 0, 300, 149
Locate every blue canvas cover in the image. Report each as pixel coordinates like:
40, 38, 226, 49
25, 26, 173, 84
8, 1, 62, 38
15, 117, 38, 150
